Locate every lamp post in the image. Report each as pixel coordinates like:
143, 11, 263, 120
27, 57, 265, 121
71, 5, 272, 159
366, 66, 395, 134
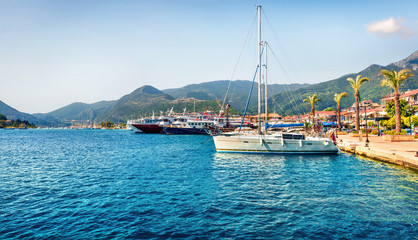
409, 101, 412, 135
365, 103, 369, 143
335, 110, 338, 138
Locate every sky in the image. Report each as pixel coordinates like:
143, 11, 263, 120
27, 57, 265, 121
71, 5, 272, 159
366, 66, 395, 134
1, 0, 417, 113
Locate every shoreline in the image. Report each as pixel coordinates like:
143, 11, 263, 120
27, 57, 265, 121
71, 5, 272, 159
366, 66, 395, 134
336, 134, 418, 171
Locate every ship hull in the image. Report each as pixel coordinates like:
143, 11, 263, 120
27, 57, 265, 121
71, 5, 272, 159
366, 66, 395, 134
131, 124, 163, 134
213, 135, 339, 154
163, 127, 209, 135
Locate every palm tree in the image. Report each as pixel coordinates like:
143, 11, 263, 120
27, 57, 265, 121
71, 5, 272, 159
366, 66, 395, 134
303, 94, 321, 132
334, 92, 348, 131
347, 75, 369, 131
381, 69, 414, 133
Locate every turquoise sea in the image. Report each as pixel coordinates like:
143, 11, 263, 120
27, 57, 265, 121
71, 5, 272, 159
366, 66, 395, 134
1, 129, 417, 239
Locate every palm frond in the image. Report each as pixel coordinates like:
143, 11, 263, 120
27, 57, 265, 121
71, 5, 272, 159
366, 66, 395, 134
380, 68, 413, 93
303, 94, 321, 106
346, 77, 355, 89
333, 93, 338, 102
399, 69, 414, 81
380, 69, 392, 77
334, 92, 347, 104
347, 75, 369, 92
312, 94, 321, 103
380, 79, 393, 88
357, 77, 370, 86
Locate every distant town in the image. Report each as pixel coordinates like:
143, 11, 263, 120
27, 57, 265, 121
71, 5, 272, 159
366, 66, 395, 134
3, 88, 415, 136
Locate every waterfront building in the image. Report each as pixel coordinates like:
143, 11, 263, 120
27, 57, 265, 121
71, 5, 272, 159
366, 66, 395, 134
381, 88, 418, 110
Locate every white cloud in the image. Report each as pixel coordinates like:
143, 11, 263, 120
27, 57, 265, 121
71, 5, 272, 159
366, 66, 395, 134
366, 17, 415, 39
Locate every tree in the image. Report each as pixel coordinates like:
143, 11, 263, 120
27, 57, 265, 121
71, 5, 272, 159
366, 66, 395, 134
334, 92, 347, 131
381, 69, 414, 133
100, 121, 114, 128
385, 99, 409, 117
323, 107, 335, 111
347, 75, 369, 131
303, 94, 321, 132
0, 114, 6, 121
403, 115, 418, 128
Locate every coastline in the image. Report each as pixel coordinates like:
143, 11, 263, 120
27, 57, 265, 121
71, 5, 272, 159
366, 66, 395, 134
337, 134, 418, 171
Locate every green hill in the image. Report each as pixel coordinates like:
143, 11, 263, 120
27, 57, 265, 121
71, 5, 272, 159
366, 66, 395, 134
270, 51, 418, 116
95, 85, 235, 122
33, 50, 418, 124
34, 100, 115, 125
37, 85, 240, 124
0, 100, 60, 126
96, 85, 175, 122
185, 91, 214, 100
163, 80, 310, 112
0, 100, 35, 121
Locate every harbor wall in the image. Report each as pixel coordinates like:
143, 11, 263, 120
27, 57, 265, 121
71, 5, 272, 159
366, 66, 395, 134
337, 140, 418, 171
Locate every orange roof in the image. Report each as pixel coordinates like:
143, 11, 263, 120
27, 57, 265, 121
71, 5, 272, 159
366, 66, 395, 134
372, 105, 385, 112
341, 111, 353, 116
400, 89, 418, 98
260, 113, 282, 118
382, 88, 418, 101
358, 106, 385, 115
315, 111, 336, 116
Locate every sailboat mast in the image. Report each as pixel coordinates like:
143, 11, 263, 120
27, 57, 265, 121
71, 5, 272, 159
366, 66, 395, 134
265, 42, 268, 124
226, 87, 230, 127
257, 5, 262, 134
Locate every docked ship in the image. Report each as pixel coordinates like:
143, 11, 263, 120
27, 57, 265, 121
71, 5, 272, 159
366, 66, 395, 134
163, 108, 235, 135
163, 119, 216, 135
131, 118, 161, 133
130, 110, 177, 134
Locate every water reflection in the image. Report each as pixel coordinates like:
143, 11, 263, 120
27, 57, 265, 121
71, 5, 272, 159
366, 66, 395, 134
1, 130, 417, 239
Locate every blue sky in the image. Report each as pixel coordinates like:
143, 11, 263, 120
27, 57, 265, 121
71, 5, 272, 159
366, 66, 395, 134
1, 0, 417, 113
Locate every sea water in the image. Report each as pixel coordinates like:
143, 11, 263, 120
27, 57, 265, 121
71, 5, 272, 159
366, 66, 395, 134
0, 129, 417, 239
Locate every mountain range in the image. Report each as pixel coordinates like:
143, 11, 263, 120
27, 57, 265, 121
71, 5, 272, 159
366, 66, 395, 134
271, 50, 418, 116
163, 80, 310, 112
1, 50, 417, 126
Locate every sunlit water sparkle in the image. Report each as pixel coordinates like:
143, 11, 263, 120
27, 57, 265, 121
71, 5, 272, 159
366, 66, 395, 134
1, 129, 417, 239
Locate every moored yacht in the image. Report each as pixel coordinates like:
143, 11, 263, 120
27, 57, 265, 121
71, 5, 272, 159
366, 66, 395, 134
213, 131, 338, 154
163, 119, 215, 135
212, 5, 339, 154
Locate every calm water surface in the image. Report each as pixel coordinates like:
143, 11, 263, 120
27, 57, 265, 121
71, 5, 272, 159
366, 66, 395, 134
1, 129, 417, 239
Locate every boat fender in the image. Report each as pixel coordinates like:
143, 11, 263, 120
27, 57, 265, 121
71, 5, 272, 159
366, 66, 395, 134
323, 140, 329, 146
281, 138, 284, 146
299, 139, 302, 147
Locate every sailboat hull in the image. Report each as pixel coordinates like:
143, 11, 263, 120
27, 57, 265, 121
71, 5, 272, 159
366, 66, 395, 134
213, 135, 339, 154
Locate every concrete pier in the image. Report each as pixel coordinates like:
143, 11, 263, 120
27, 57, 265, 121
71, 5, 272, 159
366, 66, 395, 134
336, 134, 418, 170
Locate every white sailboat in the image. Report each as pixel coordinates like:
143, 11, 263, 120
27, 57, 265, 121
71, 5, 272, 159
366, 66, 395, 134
212, 5, 339, 154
